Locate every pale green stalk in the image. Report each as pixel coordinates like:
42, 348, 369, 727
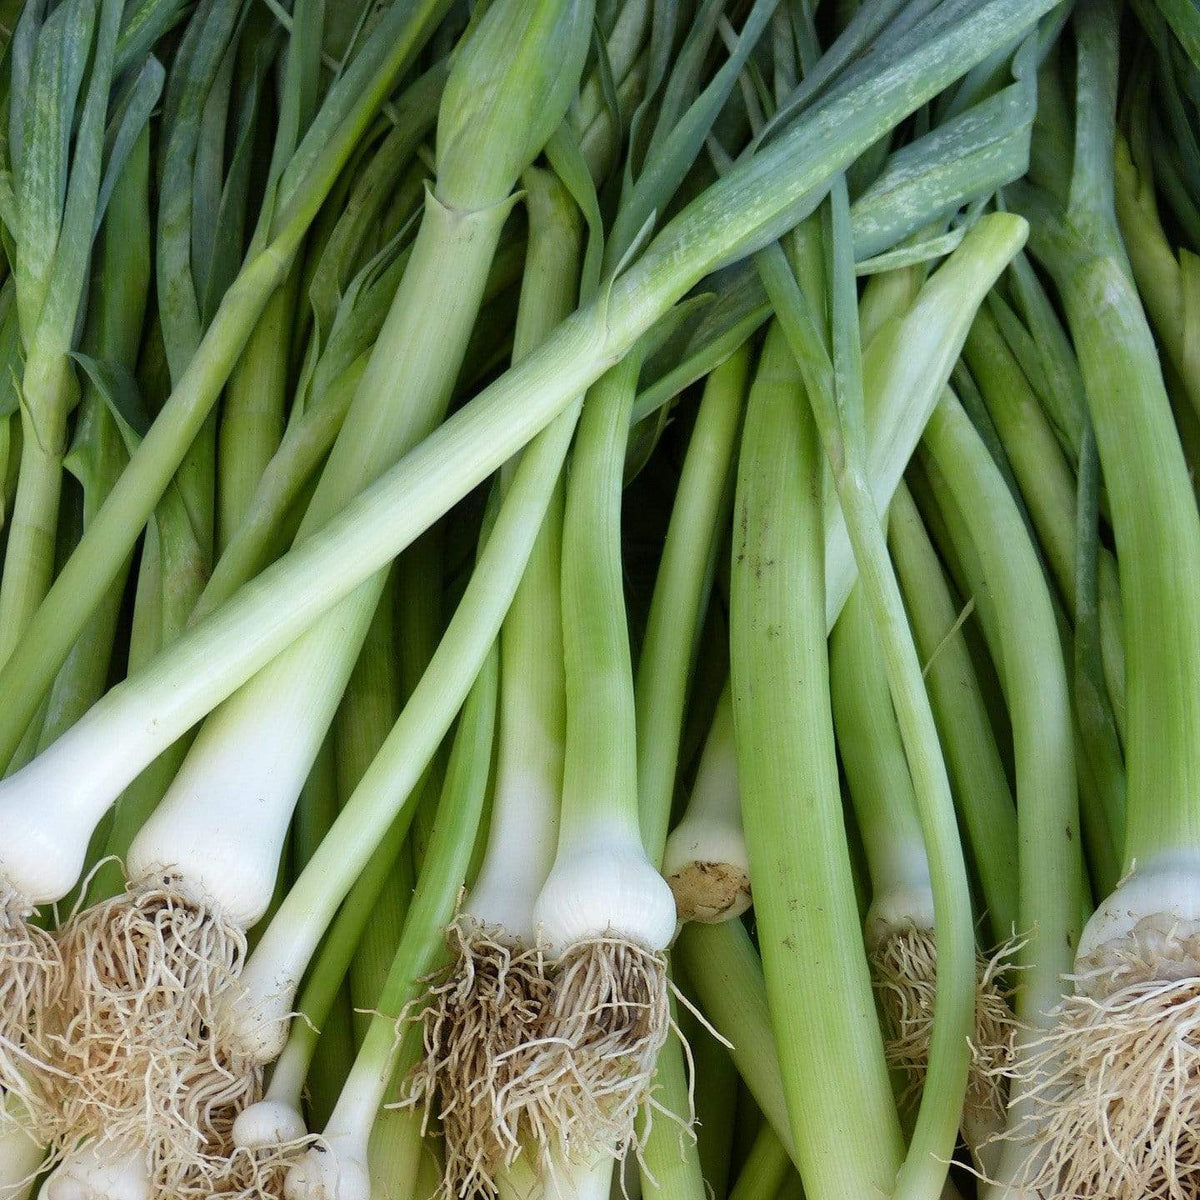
462, 164, 580, 937
1071, 421, 1127, 895
635, 344, 750, 858
637, 1036, 707, 1200
294, 735, 356, 1129
674, 860, 792, 1161
917, 390, 1080, 1193
630, 341, 749, 1200
156, 0, 246, 568
85, 454, 209, 904
679, 995, 738, 1198
888, 481, 1018, 942
305, 644, 498, 1190
216, 272, 299, 552
247, 750, 419, 1137
730, 322, 902, 1200
963, 305, 1126, 738
551, 347, 647, 854
727, 1125, 792, 1200
194, 355, 366, 621
1014, 24, 1200, 873
0, 0, 130, 664
337, 571, 406, 1044
394, 530, 445, 879
1114, 122, 1200, 421
37, 128, 152, 748
759, 197, 1014, 1198
0, 416, 12, 533
830, 583, 928, 911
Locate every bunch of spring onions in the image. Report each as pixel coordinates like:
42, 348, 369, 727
8, 0, 1200, 1199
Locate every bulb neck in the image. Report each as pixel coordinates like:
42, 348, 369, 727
1076, 851, 1200, 994
864, 882, 936, 951
534, 831, 676, 952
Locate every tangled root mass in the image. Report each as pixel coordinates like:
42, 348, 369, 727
1009, 930, 1200, 1200
49, 880, 262, 1194
403, 929, 679, 1198
405, 919, 555, 1199
0, 896, 65, 1131
871, 924, 1017, 1137
519, 936, 672, 1166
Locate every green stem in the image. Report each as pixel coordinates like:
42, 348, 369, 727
87, 470, 210, 905
294, 735, 357, 1129
1114, 128, 1200, 421
337, 571, 408, 1044
830, 582, 929, 901
635, 344, 750, 862
319, 640, 496, 1141
1071, 423, 1126, 890
193, 355, 366, 622
759, 200, 981, 1199
557, 352, 643, 843
730, 322, 903, 1200
1015, 0, 1200, 865
395, 530, 446, 879
468, 166, 580, 934
38, 127, 153, 747
888, 481, 1018, 942
635, 1025, 707, 1200
918, 392, 1079, 1195
963, 305, 1126, 739
726, 1124, 792, 1200
681, 994, 738, 1199
217, 271, 299, 553
675, 869, 792, 1162
0, 349, 75, 666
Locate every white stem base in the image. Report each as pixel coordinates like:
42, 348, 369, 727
0, 1123, 42, 1200
284, 1133, 370, 1200
43, 1145, 149, 1200
1077, 852, 1200, 990
534, 835, 676, 952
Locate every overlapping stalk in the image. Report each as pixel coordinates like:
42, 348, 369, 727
0, 4, 1069, 1195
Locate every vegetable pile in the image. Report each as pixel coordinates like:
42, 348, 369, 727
0, 0, 1196, 1198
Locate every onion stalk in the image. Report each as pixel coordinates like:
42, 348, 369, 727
830, 583, 1014, 1172
283, 638, 498, 1200
913, 388, 1080, 1199
39, 0, 592, 1181
0, 0, 1055, 1151
526, 346, 677, 1162
992, 0, 1200, 1192
731, 320, 904, 1200
405, 165, 581, 1193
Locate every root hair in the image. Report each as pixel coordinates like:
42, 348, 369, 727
517, 936, 672, 1166
1006, 930, 1200, 1200
872, 925, 1018, 1136
0, 895, 66, 1131
403, 918, 555, 1200
194, 1132, 319, 1200
49, 880, 261, 1190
